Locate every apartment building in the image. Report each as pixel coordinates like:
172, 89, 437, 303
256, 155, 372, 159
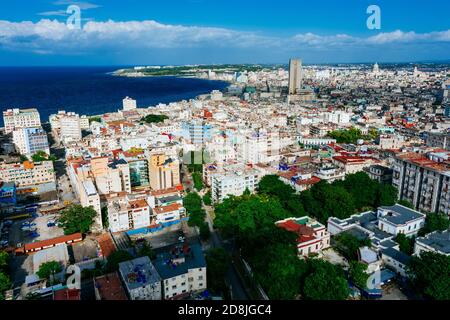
367, 165, 393, 184
392, 150, 450, 215
123, 97, 137, 111
153, 243, 207, 300
0, 161, 55, 187
118, 257, 162, 300
147, 188, 186, 225
332, 155, 377, 175
67, 160, 103, 231
12, 127, 50, 156
276, 217, 331, 258
3, 108, 41, 134
50, 110, 89, 131
91, 157, 131, 195
426, 132, 450, 151
377, 134, 404, 150
314, 165, 346, 183
237, 129, 281, 164
181, 120, 213, 145
298, 136, 336, 148
211, 169, 260, 203
149, 154, 180, 191
107, 195, 151, 233
60, 113, 82, 143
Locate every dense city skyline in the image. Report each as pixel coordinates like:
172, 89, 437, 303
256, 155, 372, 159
1, 0, 450, 65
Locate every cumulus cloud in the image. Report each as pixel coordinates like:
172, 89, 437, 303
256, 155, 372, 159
0, 19, 449, 57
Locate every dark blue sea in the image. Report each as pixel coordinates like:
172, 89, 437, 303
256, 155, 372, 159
0, 66, 228, 126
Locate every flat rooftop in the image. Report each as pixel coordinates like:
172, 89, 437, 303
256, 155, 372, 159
416, 230, 450, 254
119, 256, 161, 291
379, 204, 425, 225
153, 243, 206, 280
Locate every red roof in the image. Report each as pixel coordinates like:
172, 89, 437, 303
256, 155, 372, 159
95, 273, 128, 300
277, 220, 301, 233
97, 233, 116, 258
24, 233, 83, 252
53, 289, 81, 300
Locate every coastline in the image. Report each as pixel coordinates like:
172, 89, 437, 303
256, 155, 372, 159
0, 67, 230, 126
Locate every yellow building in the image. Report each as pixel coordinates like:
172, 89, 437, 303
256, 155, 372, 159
149, 154, 180, 191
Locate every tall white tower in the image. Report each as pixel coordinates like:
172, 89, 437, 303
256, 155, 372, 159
123, 97, 137, 111
289, 59, 303, 95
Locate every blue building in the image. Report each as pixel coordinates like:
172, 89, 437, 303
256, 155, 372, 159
13, 127, 50, 156
0, 182, 17, 204
444, 105, 450, 118
181, 121, 213, 145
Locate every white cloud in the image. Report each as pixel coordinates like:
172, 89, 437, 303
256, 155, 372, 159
38, 10, 68, 17
53, 1, 101, 10
0, 19, 449, 56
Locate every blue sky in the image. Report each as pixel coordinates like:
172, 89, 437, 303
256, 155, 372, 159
0, 0, 449, 65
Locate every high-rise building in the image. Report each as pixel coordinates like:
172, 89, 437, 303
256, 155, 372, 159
288, 59, 303, 95
211, 169, 261, 203
149, 154, 180, 191
12, 127, 50, 156
3, 108, 41, 134
50, 111, 90, 131
59, 112, 82, 144
123, 97, 137, 111
373, 63, 380, 74
181, 120, 213, 145
392, 150, 450, 216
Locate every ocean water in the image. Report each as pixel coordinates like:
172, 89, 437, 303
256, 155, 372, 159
0, 66, 228, 125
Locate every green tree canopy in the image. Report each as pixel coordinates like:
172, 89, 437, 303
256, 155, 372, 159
106, 250, 133, 272
302, 259, 350, 300
420, 212, 450, 236
192, 172, 204, 191
258, 175, 305, 217
137, 242, 156, 261
32, 150, 56, 163
349, 261, 369, 288
398, 200, 414, 209
327, 127, 367, 144
36, 261, 62, 280
183, 192, 203, 214
395, 233, 415, 255
334, 232, 372, 261
58, 204, 97, 235
205, 248, 230, 295
141, 114, 169, 124
408, 252, 450, 300
214, 194, 290, 243
202, 191, 212, 206
0, 272, 11, 300
0, 252, 9, 271
199, 222, 211, 241
249, 244, 308, 300
307, 181, 356, 223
